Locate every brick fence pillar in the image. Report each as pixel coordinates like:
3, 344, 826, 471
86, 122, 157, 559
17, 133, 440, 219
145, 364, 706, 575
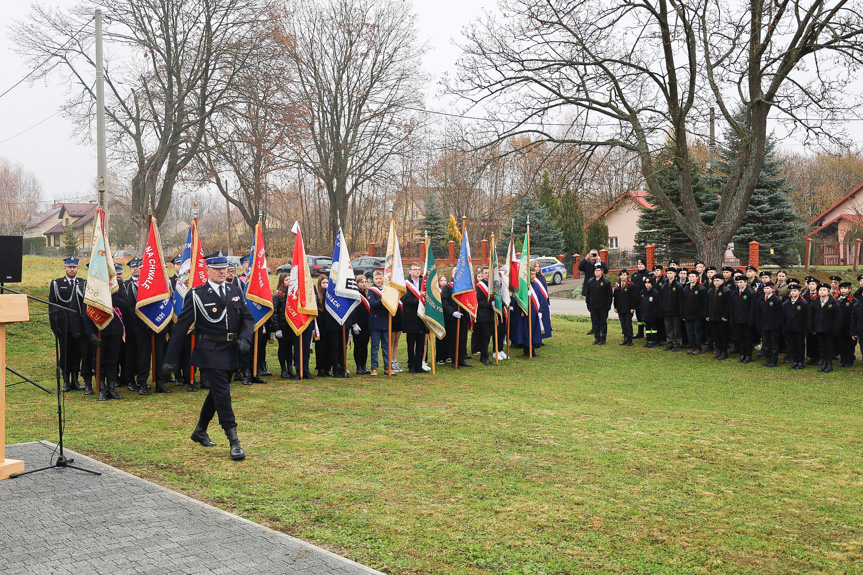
599, 249, 608, 266
748, 240, 760, 269
573, 254, 580, 279
481, 239, 488, 262
557, 254, 564, 262
369, 242, 375, 257
448, 240, 456, 262
646, 244, 655, 270
419, 240, 426, 262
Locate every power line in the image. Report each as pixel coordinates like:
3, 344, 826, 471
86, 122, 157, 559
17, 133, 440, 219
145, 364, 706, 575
0, 16, 95, 102
0, 111, 61, 145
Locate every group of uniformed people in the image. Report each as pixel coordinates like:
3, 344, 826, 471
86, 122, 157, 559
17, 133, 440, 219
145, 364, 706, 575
583, 256, 863, 373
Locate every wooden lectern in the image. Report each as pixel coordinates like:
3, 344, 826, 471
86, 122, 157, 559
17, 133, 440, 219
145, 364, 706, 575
1, 294, 30, 480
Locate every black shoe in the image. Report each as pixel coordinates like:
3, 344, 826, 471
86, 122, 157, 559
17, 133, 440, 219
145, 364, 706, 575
823, 361, 834, 373
127, 380, 140, 392
713, 351, 722, 359
592, 339, 601, 345
62, 379, 73, 393
671, 347, 680, 352
789, 363, 798, 370
303, 372, 314, 379
586, 329, 595, 335
408, 367, 417, 373
645, 343, 656, 348
291, 374, 300, 380
187, 382, 199, 392
738, 355, 746, 363
155, 382, 172, 393
317, 370, 331, 378
704, 345, 715, 352
108, 380, 124, 400
806, 358, 819, 365
242, 370, 253, 385
191, 426, 216, 447
598, 339, 606, 345
281, 370, 290, 379
457, 362, 473, 368
716, 352, 728, 360
233, 371, 244, 382
97, 382, 109, 401
619, 340, 628, 346
481, 359, 492, 366
258, 367, 273, 377
333, 372, 347, 378
226, 428, 245, 460
69, 378, 85, 391
664, 345, 674, 351
84, 380, 94, 396
138, 383, 150, 396
742, 356, 752, 364
625, 339, 633, 346
691, 349, 702, 355
251, 375, 268, 384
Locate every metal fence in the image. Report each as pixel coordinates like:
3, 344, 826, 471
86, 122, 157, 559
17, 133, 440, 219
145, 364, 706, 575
807, 240, 863, 267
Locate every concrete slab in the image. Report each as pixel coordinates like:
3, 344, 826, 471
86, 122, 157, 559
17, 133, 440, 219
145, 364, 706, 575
0, 442, 383, 575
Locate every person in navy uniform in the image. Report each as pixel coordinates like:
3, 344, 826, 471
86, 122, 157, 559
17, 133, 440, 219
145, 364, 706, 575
659, 267, 683, 351
802, 276, 821, 364
613, 269, 635, 346
836, 281, 856, 367
85, 283, 129, 400
350, 274, 371, 375
705, 274, 731, 360
630, 259, 649, 339
402, 263, 429, 372
783, 281, 808, 370
584, 263, 613, 345
472, 265, 494, 365
49, 257, 88, 392
682, 269, 707, 355
124, 257, 172, 395
808, 282, 842, 373
730, 273, 756, 363
441, 274, 472, 365
755, 281, 783, 367
161, 253, 254, 460
639, 275, 661, 348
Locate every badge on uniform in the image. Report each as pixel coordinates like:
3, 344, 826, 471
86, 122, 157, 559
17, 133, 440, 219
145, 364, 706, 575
212, 307, 218, 312
232, 296, 240, 302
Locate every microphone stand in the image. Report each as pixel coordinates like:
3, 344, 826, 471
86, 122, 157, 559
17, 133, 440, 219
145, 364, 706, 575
1, 284, 101, 478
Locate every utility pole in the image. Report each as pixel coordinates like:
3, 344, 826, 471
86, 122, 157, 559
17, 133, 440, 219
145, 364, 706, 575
95, 9, 107, 210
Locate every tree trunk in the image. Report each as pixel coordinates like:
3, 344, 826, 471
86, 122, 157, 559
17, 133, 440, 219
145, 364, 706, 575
696, 230, 729, 268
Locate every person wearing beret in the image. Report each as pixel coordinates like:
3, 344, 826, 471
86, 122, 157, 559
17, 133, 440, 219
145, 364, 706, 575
730, 274, 757, 363
808, 283, 842, 373
802, 276, 821, 364
756, 281, 782, 367
639, 275, 661, 348
853, 273, 863, 302
721, 266, 735, 289
836, 281, 856, 367
584, 262, 613, 345
613, 269, 636, 346
694, 261, 707, 286
783, 283, 808, 369
161, 253, 254, 460
706, 274, 731, 360
829, 275, 842, 298
681, 270, 707, 354
124, 257, 171, 395
745, 265, 759, 291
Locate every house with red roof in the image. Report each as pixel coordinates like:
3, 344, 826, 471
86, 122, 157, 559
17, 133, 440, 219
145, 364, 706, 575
32, 201, 100, 250
586, 190, 654, 251
807, 182, 863, 265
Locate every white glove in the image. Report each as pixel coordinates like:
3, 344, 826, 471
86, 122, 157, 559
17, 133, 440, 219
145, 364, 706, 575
275, 330, 283, 339
352, 324, 361, 334
509, 306, 514, 311
453, 311, 463, 319
538, 313, 543, 319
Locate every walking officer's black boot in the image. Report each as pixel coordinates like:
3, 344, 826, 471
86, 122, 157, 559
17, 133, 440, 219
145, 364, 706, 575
225, 428, 246, 460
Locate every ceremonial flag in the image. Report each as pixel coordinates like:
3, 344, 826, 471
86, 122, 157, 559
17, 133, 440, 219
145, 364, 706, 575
382, 219, 406, 315
135, 215, 173, 332
419, 241, 446, 340
84, 208, 117, 330
172, 219, 206, 317
491, 235, 503, 319
500, 233, 518, 307
325, 227, 361, 325
285, 221, 316, 335
452, 229, 478, 318
514, 230, 531, 314
244, 221, 274, 330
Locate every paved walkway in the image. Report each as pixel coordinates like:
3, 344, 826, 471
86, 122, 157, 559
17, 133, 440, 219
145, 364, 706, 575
548, 297, 589, 317
0, 441, 382, 575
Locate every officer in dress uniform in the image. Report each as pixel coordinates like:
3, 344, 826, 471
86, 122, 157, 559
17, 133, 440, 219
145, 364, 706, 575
85, 282, 128, 400
49, 257, 88, 392
161, 252, 254, 460
124, 257, 171, 395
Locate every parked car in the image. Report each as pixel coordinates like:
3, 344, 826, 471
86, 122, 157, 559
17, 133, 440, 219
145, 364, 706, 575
532, 257, 567, 285
351, 256, 386, 279
112, 249, 136, 259
276, 255, 332, 277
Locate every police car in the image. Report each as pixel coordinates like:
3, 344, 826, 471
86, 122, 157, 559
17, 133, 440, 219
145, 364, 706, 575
532, 257, 567, 285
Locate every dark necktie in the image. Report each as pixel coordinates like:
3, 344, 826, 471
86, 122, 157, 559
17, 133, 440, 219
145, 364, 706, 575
219, 285, 226, 303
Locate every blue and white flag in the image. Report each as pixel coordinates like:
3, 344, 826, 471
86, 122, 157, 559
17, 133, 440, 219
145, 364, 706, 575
325, 228, 361, 325
243, 222, 274, 331
172, 225, 193, 318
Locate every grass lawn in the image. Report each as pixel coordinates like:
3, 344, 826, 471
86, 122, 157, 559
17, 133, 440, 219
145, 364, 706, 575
6, 256, 863, 574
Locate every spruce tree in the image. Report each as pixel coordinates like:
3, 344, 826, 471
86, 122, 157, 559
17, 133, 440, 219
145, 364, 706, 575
445, 214, 462, 247
537, 170, 559, 220
585, 219, 608, 251
63, 225, 79, 258
512, 194, 565, 256
422, 195, 448, 253
558, 188, 585, 255
709, 123, 805, 266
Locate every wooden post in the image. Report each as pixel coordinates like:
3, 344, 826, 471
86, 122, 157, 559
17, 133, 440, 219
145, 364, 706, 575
855, 238, 862, 272
342, 325, 348, 376
299, 332, 304, 380
805, 238, 812, 271
190, 335, 196, 384
430, 333, 436, 375
1, 294, 30, 480
387, 315, 393, 376
252, 329, 259, 376
151, 334, 156, 385
455, 316, 461, 369
527, 216, 532, 359
94, 330, 102, 396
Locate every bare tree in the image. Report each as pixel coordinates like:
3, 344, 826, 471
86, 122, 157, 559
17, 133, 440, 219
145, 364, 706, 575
13, 0, 265, 250
276, 0, 427, 243
0, 157, 42, 235
454, 0, 863, 264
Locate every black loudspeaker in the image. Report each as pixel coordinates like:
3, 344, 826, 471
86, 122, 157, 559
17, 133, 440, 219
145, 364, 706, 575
0, 236, 23, 283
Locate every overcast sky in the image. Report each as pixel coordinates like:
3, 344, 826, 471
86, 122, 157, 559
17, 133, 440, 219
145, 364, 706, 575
0, 0, 494, 209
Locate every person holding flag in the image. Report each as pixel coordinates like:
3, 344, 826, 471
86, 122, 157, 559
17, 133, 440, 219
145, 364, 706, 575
131, 214, 174, 394
474, 265, 495, 365
161, 253, 255, 461
82, 207, 127, 400
512, 224, 543, 357
401, 262, 428, 374
325, 225, 362, 377
448, 220, 478, 368
242, 220, 274, 384
418, 234, 446, 372
381, 216, 406, 375
285, 222, 317, 379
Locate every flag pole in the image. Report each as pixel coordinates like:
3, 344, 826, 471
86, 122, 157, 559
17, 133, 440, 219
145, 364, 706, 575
189, 202, 198, 386
299, 327, 304, 380
492, 233, 499, 365
387, 209, 394, 376
455, 216, 466, 369
507, 219, 513, 360
424, 230, 436, 376
338, 210, 349, 377
527, 214, 532, 359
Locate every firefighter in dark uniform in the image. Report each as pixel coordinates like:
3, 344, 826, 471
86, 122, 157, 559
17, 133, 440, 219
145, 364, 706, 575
85, 283, 129, 401
161, 253, 254, 460
783, 281, 808, 370
125, 257, 172, 395
613, 269, 636, 346
808, 282, 842, 373
705, 274, 731, 360
755, 280, 782, 367
836, 281, 856, 367
49, 257, 88, 392
730, 274, 756, 363
630, 259, 649, 339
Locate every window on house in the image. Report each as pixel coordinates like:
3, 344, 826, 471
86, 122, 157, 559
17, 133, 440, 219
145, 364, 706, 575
53, 235, 60, 247
608, 237, 619, 250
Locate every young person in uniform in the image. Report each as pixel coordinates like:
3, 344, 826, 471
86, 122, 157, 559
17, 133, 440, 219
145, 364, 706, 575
705, 274, 731, 360
367, 270, 391, 376
682, 269, 707, 354
836, 281, 856, 367
808, 282, 842, 373
351, 274, 371, 375
730, 274, 756, 363
584, 263, 613, 345
402, 263, 428, 372
272, 272, 295, 379
613, 269, 636, 346
640, 275, 661, 348
630, 259, 649, 339
756, 281, 782, 367
659, 267, 683, 351
782, 281, 808, 370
